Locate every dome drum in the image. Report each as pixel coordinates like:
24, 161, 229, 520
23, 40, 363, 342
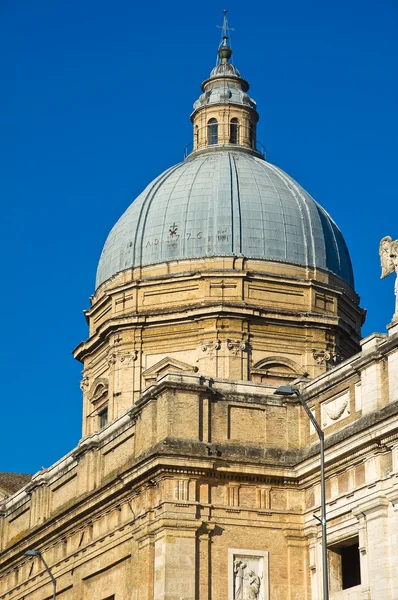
78, 252, 363, 432
185, 124, 265, 159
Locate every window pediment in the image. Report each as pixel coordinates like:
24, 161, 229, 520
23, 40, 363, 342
88, 378, 109, 404
251, 356, 303, 384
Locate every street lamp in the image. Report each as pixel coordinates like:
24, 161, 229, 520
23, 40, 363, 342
274, 385, 329, 600
24, 549, 56, 599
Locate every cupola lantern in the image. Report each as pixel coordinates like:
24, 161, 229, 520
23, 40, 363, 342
189, 12, 262, 157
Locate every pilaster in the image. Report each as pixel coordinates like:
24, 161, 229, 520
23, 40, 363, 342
154, 526, 197, 600
353, 497, 392, 599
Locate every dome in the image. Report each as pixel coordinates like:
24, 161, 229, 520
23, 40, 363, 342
96, 150, 354, 289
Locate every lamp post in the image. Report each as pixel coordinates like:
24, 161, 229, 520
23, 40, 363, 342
274, 385, 329, 600
24, 549, 56, 599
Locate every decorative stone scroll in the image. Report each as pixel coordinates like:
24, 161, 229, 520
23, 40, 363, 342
107, 350, 138, 367
200, 339, 248, 355
200, 340, 221, 355
379, 236, 398, 319
226, 339, 249, 355
228, 549, 269, 600
80, 376, 89, 392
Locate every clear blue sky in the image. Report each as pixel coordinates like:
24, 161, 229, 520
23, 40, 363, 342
1, 0, 397, 474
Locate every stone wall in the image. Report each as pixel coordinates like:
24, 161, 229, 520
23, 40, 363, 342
1, 324, 397, 599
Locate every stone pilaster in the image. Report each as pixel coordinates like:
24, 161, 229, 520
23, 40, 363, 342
154, 526, 197, 600
197, 522, 215, 600
387, 345, 398, 403
359, 334, 386, 414
353, 497, 392, 600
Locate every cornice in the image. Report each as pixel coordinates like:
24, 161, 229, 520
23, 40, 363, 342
74, 302, 347, 360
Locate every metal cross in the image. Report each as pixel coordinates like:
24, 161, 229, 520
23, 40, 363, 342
216, 9, 235, 41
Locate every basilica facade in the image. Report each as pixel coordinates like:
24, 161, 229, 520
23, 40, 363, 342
1, 23, 398, 600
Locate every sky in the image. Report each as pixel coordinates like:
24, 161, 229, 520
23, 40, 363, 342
0, 0, 397, 475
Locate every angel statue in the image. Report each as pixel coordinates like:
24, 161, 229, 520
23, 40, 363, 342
379, 236, 398, 319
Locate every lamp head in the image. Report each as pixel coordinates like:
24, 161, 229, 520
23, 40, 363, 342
273, 385, 299, 396
24, 549, 41, 557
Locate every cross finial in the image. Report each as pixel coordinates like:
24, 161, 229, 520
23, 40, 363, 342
216, 9, 235, 47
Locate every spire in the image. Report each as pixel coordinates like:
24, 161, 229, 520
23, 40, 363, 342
216, 10, 234, 64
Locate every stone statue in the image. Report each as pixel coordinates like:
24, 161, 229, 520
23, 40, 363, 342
246, 570, 261, 600
379, 236, 398, 319
233, 559, 247, 600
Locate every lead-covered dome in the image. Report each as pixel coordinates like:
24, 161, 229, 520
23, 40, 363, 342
96, 150, 354, 289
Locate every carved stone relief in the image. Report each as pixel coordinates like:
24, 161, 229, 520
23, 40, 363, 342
321, 390, 350, 428
312, 348, 341, 367
228, 549, 269, 600
107, 353, 117, 367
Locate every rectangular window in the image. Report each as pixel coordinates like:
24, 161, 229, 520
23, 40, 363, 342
99, 407, 108, 429
230, 120, 239, 144
329, 537, 361, 592
208, 120, 218, 145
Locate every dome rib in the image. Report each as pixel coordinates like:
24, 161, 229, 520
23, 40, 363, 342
263, 162, 315, 268
253, 158, 290, 260
230, 153, 243, 254
181, 155, 212, 257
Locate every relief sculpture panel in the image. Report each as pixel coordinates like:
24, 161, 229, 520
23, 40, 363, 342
228, 549, 269, 600
320, 390, 350, 428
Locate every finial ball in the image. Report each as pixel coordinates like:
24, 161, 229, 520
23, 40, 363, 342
218, 45, 232, 60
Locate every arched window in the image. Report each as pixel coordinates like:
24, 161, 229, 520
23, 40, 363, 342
208, 118, 218, 145
195, 125, 199, 147
230, 118, 239, 144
